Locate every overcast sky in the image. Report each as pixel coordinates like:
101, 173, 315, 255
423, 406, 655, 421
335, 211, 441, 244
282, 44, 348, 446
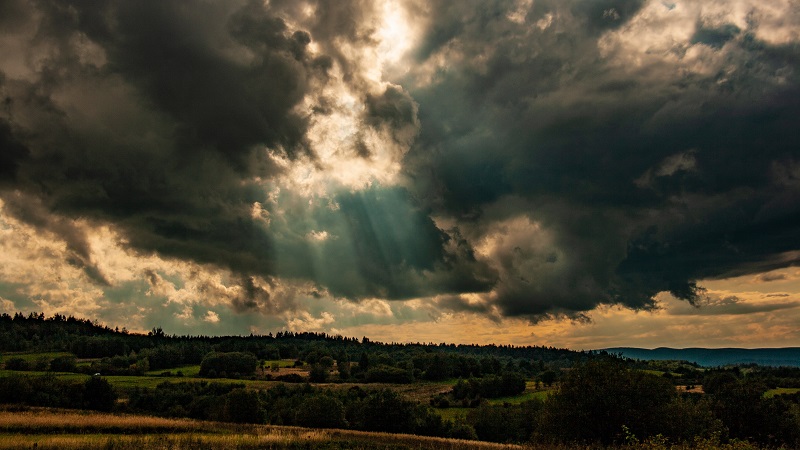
1, 0, 799, 348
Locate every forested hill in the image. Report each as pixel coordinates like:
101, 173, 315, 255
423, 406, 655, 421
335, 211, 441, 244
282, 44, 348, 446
606, 347, 800, 367
0, 312, 589, 365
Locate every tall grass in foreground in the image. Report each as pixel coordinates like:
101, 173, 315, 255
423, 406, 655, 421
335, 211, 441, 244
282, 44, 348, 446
0, 407, 778, 450
0, 407, 519, 450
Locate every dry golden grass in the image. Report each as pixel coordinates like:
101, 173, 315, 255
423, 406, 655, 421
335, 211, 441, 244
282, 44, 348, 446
0, 409, 209, 433
0, 407, 524, 450
0, 408, 764, 450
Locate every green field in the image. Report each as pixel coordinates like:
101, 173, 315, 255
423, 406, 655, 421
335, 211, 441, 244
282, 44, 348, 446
487, 389, 551, 405
641, 369, 683, 378
434, 407, 471, 421
107, 374, 282, 391
145, 365, 201, 377
262, 359, 297, 369
0, 369, 283, 391
0, 370, 88, 382
0, 351, 100, 370
0, 365, 552, 405
0, 352, 75, 362
764, 387, 800, 398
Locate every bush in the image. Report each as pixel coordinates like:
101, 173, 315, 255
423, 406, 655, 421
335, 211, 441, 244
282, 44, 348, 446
467, 401, 540, 443
451, 372, 526, 400
223, 388, 264, 423
295, 394, 347, 428
540, 359, 676, 444
50, 355, 78, 372
449, 420, 479, 440
309, 364, 329, 383
199, 352, 257, 377
5, 357, 29, 371
276, 373, 305, 383
365, 364, 414, 383
348, 389, 417, 433
84, 376, 117, 412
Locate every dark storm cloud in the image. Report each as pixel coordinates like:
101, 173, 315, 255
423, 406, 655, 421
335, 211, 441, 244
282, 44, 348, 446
669, 294, 800, 316
4, 0, 800, 322
0, 0, 491, 303
0, 120, 28, 184
3, 191, 109, 285
402, 0, 800, 317
691, 21, 741, 49
757, 273, 788, 283
0, 0, 314, 279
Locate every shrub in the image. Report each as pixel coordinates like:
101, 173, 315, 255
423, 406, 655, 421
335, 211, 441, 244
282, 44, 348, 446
5, 357, 29, 371
309, 364, 329, 383
539, 359, 675, 444
50, 355, 78, 372
84, 376, 117, 412
223, 388, 264, 423
295, 394, 347, 428
365, 364, 414, 383
199, 352, 257, 377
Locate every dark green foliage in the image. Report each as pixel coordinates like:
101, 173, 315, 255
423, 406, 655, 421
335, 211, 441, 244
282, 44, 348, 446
347, 389, 417, 433
540, 359, 676, 444
275, 373, 305, 383
0, 374, 117, 412
337, 360, 351, 380
199, 351, 257, 377
539, 369, 557, 386
659, 395, 724, 442
358, 352, 371, 371
71, 336, 130, 358
710, 379, 769, 441
31, 357, 49, 370
128, 381, 245, 421
309, 364, 329, 382
295, 394, 347, 428
702, 371, 739, 395
467, 401, 540, 443
84, 376, 117, 411
451, 372, 526, 400
4, 357, 29, 371
422, 353, 450, 380
448, 420, 479, 440
365, 364, 414, 383
49, 355, 78, 372
223, 388, 264, 423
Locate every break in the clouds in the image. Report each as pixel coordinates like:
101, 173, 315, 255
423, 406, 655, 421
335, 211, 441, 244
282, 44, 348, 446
0, 0, 799, 343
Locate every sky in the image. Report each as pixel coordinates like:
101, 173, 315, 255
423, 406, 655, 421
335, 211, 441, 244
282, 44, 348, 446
1, 0, 799, 349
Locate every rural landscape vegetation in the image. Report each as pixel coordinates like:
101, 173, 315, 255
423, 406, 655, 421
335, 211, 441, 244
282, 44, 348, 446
1, 312, 800, 449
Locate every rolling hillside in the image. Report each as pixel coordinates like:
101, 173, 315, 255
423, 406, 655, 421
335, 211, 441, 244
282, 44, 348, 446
605, 347, 800, 367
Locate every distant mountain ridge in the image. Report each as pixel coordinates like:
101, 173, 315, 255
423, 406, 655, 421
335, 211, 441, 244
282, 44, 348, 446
604, 347, 800, 367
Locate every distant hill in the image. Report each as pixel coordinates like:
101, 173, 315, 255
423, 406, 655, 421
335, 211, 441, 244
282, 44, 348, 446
604, 347, 800, 367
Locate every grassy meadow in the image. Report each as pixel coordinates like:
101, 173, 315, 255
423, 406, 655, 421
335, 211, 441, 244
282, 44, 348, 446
0, 407, 523, 450
0, 407, 774, 450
